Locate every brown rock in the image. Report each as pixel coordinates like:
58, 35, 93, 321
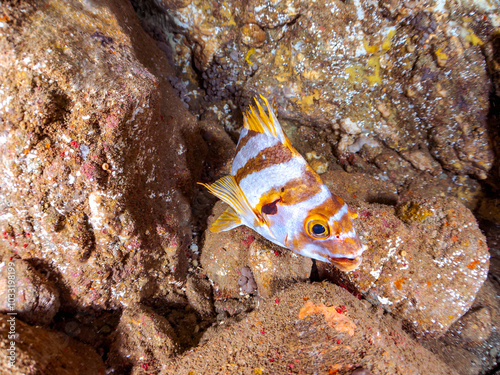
160, 283, 458, 374
484, 35, 500, 97
240, 23, 266, 47
374, 150, 416, 186
408, 50, 493, 179
318, 196, 490, 337
399, 172, 483, 211
201, 201, 312, 299
322, 169, 399, 206
0, 256, 59, 326
0, 313, 105, 375
214, 296, 255, 317
427, 279, 500, 374
141, 0, 495, 180
421, 343, 482, 375
0, 0, 200, 311
401, 149, 441, 174
247, 237, 311, 298
185, 274, 214, 318
451, 307, 492, 346
107, 303, 179, 374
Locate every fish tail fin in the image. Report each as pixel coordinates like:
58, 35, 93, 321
243, 95, 296, 153
198, 176, 261, 225
210, 206, 242, 232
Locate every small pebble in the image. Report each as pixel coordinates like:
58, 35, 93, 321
238, 266, 257, 294
229, 50, 238, 61
377, 103, 391, 118
351, 368, 373, 375
340, 118, 362, 135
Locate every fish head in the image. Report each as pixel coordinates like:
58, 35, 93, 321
286, 198, 366, 271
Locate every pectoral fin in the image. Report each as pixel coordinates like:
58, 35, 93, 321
211, 206, 241, 232
198, 175, 262, 226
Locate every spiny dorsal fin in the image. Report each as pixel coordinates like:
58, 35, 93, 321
198, 176, 262, 226
211, 206, 241, 232
243, 95, 296, 153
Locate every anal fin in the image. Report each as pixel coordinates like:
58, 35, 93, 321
211, 206, 241, 232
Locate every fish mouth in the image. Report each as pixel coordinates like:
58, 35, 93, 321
328, 256, 362, 272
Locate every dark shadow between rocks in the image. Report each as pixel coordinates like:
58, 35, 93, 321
476, 32, 500, 300
25, 257, 75, 312
483, 33, 500, 193
366, 195, 398, 206
98, 0, 202, 284
22, 257, 122, 364
184, 116, 236, 243
51, 308, 121, 362
142, 298, 215, 353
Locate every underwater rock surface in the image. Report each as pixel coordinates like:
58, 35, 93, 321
0, 0, 197, 311
160, 283, 458, 375
0, 0, 498, 374
107, 302, 179, 374
0, 256, 60, 326
0, 313, 105, 375
317, 193, 490, 337
149, 0, 497, 180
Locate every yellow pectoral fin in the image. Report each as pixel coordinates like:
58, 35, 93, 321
211, 206, 241, 232
198, 176, 262, 226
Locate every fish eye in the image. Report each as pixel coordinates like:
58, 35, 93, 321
305, 216, 330, 239
312, 224, 325, 234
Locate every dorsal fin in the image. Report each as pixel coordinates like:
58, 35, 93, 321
243, 95, 297, 153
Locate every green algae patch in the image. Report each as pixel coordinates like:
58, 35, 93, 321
396, 202, 433, 222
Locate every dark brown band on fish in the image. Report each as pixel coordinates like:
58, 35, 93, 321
235, 130, 258, 155
309, 192, 345, 219
255, 167, 323, 215
280, 169, 323, 205
235, 143, 294, 184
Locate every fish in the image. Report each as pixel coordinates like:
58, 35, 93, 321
199, 95, 366, 271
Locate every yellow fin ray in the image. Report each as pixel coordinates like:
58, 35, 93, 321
198, 176, 259, 225
243, 95, 276, 136
243, 95, 298, 154
255, 98, 276, 137
244, 106, 264, 133
211, 206, 241, 232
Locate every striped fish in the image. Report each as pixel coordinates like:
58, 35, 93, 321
200, 95, 366, 271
